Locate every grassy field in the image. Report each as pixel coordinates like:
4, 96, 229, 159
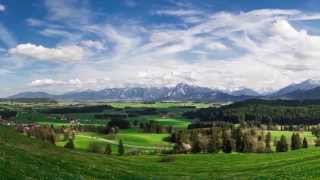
56, 131, 171, 153
4, 125, 320, 179
4, 101, 320, 179
152, 117, 190, 128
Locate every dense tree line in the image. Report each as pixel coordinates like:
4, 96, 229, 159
125, 107, 159, 116
183, 99, 320, 125
139, 120, 174, 133
0, 109, 17, 119
108, 119, 131, 129
94, 113, 128, 120
43, 105, 112, 114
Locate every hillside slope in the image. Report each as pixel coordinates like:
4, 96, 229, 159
2, 126, 320, 179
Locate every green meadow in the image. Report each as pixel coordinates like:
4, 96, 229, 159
3, 126, 320, 179
3, 101, 320, 179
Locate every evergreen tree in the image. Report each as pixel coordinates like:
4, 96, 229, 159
222, 138, 232, 153
265, 132, 272, 153
64, 139, 75, 149
222, 129, 233, 153
232, 127, 244, 152
118, 139, 125, 155
105, 144, 112, 155
291, 133, 301, 150
207, 133, 221, 153
302, 137, 308, 148
191, 134, 201, 153
276, 135, 288, 152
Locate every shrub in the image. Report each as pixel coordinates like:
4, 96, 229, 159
64, 139, 75, 149
303, 137, 308, 148
118, 139, 125, 155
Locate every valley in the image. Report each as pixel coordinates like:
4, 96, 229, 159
2, 99, 320, 179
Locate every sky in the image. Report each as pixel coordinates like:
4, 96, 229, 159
1, 0, 320, 97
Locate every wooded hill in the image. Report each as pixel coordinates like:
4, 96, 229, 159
183, 99, 320, 125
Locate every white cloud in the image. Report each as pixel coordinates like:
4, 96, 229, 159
30, 79, 66, 87
16, 8, 320, 94
44, 0, 91, 25
29, 78, 110, 92
80, 40, 105, 50
0, 4, 5, 12
39, 28, 73, 38
9, 43, 85, 61
155, 9, 203, 16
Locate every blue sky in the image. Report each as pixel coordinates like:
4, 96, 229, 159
1, 0, 320, 97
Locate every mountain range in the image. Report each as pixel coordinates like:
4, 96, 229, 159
8, 80, 320, 102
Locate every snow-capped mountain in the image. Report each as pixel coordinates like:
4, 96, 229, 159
11, 80, 320, 102
8, 83, 255, 102
271, 79, 320, 97
229, 88, 260, 96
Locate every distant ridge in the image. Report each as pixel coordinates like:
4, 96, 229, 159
8, 83, 255, 102
10, 80, 320, 102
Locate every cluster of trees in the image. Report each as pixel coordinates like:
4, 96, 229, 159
171, 126, 309, 154
125, 107, 160, 117
44, 105, 112, 114
275, 133, 308, 152
94, 113, 128, 120
65, 138, 125, 156
0, 109, 17, 119
139, 120, 174, 133
183, 99, 320, 125
16, 125, 56, 144
108, 119, 131, 129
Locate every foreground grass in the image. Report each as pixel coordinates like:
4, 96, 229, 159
4, 127, 320, 179
3, 126, 320, 179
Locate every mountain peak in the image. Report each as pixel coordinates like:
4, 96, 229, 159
272, 79, 320, 97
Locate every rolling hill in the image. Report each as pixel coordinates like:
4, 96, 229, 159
3, 125, 320, 179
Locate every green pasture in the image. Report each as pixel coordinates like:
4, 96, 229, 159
4, 126, 320, 179
152, 117, 190, 128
